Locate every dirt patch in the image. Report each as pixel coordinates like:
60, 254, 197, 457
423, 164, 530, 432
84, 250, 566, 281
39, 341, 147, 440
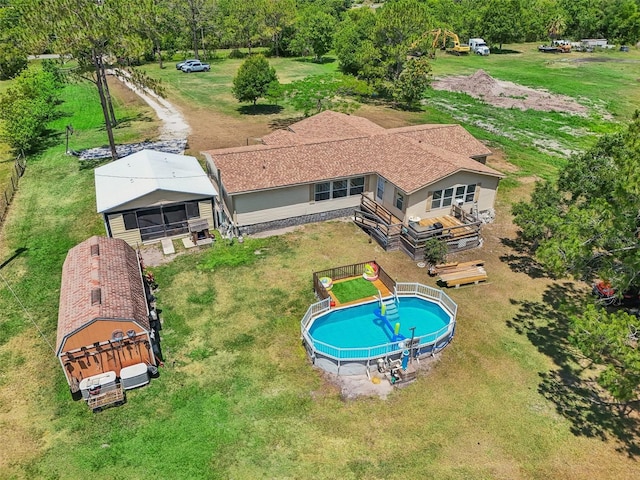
432, 69, 588, 115
485, 147, 520, 174
183, 108, 283, 154
139, 242, 186, 267
321, 353, 442, 400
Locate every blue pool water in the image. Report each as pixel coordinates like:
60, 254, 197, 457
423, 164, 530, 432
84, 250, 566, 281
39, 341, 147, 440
308, 297, 451, 349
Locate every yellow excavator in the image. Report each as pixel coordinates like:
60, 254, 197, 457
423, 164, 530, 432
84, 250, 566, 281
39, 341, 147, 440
409, 28, 470, 57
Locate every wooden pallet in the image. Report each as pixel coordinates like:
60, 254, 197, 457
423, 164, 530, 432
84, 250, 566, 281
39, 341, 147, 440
87, 383, 126, 412
439, 266, 487, 288
433, 259, 485, 275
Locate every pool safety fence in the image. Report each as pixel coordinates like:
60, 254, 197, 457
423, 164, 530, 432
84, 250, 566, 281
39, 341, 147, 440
313, 260, 395, 300
395, 282, 457, 318
301, 283, 457, 374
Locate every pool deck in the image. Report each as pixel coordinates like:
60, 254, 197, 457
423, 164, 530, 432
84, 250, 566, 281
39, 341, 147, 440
328, 276, 392, 308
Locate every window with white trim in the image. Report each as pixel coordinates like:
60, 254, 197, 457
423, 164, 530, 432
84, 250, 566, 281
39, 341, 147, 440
313, 177, 365, 202
431, 184, 476, 209
315, 182, 330, 201
350, 177, 365, 195
395, 190, 405, 211
332, 179, 348, 198
376, 177, 384, 200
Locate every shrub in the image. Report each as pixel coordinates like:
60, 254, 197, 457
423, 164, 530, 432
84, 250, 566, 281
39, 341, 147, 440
0, 68, 61, 153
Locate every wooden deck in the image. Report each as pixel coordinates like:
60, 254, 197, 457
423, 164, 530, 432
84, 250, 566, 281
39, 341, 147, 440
328, 277, 392, 307
413, 215, 475, 238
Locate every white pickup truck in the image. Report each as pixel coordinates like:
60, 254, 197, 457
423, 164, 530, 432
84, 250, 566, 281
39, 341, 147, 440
469, 38, 490, 56
181, 61, 210, 73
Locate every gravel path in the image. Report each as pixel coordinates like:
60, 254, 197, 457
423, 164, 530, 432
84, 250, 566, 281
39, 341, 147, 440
78, 70, 192, 160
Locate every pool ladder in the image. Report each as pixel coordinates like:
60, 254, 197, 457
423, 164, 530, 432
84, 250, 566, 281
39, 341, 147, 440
378, 290, 400, 322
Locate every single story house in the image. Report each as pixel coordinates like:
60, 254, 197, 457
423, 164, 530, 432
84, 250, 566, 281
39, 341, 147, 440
95, 149, 218, 246
57, 236, 161, 397
202, 111, 503, 236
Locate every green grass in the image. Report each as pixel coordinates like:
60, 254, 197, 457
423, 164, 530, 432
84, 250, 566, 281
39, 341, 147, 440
2, 46, 640, 479
147, 55, 339, 118
330, 277, 379, 303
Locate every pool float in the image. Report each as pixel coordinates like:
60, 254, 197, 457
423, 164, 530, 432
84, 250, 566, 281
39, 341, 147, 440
363, 263, 379, 281
319, 276, 333, 290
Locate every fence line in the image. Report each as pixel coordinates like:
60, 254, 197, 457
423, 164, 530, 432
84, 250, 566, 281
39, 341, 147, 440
0, 154, 26, 227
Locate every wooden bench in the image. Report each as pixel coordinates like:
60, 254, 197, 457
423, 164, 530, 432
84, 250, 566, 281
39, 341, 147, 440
439, 266, 487, 288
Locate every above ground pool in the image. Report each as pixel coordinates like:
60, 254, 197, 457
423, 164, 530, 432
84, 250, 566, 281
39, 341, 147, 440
303, 284, 456, 376
309, 297, 450, 349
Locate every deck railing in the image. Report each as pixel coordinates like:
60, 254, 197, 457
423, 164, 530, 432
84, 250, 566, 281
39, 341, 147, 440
312, 261, 395, 299
354, 195, 482, 259
396, 282, 457, 317
301, 297, 331, 329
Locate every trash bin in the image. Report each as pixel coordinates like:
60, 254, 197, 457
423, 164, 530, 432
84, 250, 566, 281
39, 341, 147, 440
402, 349, 410, 370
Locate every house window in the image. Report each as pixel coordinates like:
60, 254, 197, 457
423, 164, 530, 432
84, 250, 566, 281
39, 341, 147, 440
314, 177, 365, 202
465, 184, 476, 202
186, 201, 200, 219
350, 177, 365, 195
395, 190, 404, 211
376, 178, 384, 200
332, 180, 348, 198
315, 183, 330, 201
123, 212, 138, 230
431, 184, 476, 209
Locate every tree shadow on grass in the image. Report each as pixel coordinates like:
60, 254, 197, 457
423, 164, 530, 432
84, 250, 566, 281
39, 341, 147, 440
490, 48, 521, 55
508, 282, 640, 457
237, 104, 283, 115
115, 112, 154, 128
79, 157, 110, 171
499, 236, 549, 279
38, 128, 67, 152
268, 116, 305, 130
392, 103, 424, 112
293, 56, 336, 64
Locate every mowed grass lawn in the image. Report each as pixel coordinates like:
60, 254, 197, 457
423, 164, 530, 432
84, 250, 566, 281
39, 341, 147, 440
0, 48, 639, 478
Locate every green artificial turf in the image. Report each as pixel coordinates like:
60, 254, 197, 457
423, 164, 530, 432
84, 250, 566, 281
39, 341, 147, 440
330, 277, 379, 304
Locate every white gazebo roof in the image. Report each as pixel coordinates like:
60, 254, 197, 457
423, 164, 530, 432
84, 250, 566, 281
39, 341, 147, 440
95, 149, 217, 213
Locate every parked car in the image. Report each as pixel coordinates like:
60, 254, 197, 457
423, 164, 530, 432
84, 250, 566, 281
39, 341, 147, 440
181, 61, 210, 73
176, 59, 198, 70
620, 45, 630, 52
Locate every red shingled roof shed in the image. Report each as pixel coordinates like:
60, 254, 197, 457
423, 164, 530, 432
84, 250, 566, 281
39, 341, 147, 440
57, 236, 157, 393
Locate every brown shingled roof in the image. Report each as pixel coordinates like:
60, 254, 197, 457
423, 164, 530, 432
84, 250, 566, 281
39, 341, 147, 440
261, 110, 384, 145
204, 111, 503, 195
390, 124, 493, 158
56, 236, 149, 353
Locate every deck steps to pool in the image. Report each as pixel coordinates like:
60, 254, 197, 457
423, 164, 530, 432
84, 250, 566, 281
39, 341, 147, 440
382, 298, 400, 322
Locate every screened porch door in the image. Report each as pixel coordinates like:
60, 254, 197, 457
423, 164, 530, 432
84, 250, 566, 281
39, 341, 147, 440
137, 205, 190, 241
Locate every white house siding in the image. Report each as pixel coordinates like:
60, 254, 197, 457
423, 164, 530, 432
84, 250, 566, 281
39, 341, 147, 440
233, 184, 362, 226
113, 191, 214, 212
406, 172, 500, 220
198, 200, 215, 229
107, 214, 143, 246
